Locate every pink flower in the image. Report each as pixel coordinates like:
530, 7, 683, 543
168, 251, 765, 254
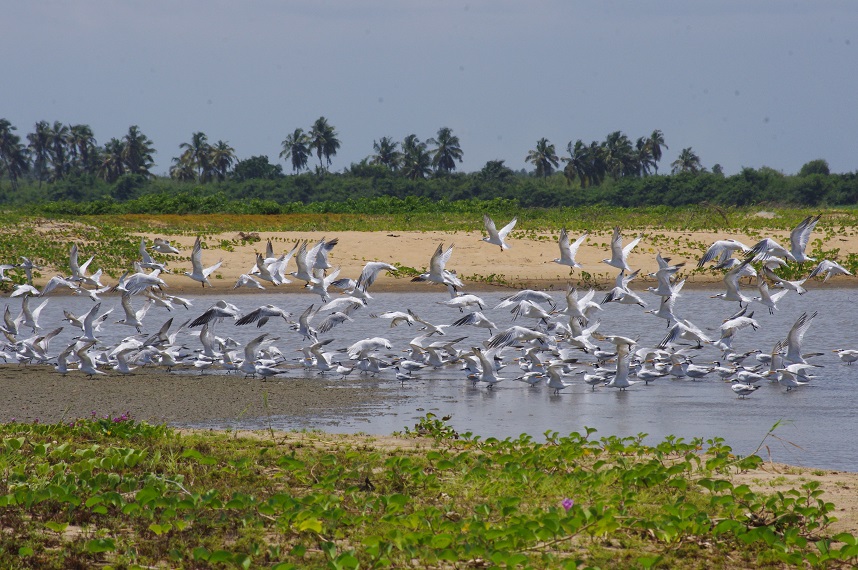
561, 498, 574, 512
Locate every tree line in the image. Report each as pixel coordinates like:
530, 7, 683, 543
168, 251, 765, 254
0, 117, 854, 210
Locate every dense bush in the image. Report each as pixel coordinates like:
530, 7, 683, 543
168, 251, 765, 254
5, 165, 858, 214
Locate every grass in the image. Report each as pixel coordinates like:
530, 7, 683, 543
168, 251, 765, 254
0, 413, 856, 568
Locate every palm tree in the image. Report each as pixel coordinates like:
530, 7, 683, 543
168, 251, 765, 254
671, 147, 704, 174
525, 138, 559, 178
68, 124, 98, 175
0, 119, 29, 190
122, 125, 155, 177
635, 136, 655, 177
648, 129, 668, 174
178, 132, 212, 182
99, 138, 126, 182
427, 127, 463, 174
561, 140, 589, 187
309, 117, 340, 171
209, 140, 236, 181
48, 121, 70, 181
27, 120, 52, 187
603, 131, 637, 178
370, 136, 401, 171
279, 128, 311, 174
169, 156, 196, 182
400, 135, 432, 180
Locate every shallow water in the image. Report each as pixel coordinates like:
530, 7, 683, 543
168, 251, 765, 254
18, 284, 858, 471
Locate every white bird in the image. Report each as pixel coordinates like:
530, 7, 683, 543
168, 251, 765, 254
545, 363, 572, 394
697, 239, 751, 268
150, 238, 181, 254
68, 243, 99, 284
75, 341, 106, 377
451, 311, 497, 335
373, 310, 415, 328
777, 363, 818, 391
481, 214, 517, 251
292, 304, 318, 340
486, 326, 549, 350
411, 243, 463, 290
711, 259, 754, 307
808, 259, 852, 283
749, 237, 795, 263
552, 228, 588, 272
39, 275, 77, 297
556, 287, 601, 322
121, 269, 168, 296
763, 266, 807, 295
189, 299, 241, 327
235, 304, 292, 328
347, 337, 393, 360
731, 381, 760, 399
316, 311, 354, 334
18, 257, 41, 285
252, 253, 283, 286
789, 214, 821, 264
469, 347, 505, 388
494, 290, 556, 311
408, 309, 448, 336
438, 294, 486, 313
833, 349, 858, 365
0, 263, 15, 282
602, 270, 647, 308
783, 311, 817, 365
319, 297, 365, 316
607, 346, 636, 390
353, 261, 398, 296
602, 227, 644, 272
77, 302, 111, 343
116, 293, 151, 333
291, 239, 326, 283
234, 273, 266, 290
754, 277, 789, 314
183, 236, 223, 287
306, 266, 341, 302
313, 237, 339, 271
138, 238, 170, 273
20, 295, 49, 333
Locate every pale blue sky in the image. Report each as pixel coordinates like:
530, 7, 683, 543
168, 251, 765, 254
3, 1, 856, 176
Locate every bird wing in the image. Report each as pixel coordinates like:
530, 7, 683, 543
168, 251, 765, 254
790, 214, 820, 257
497, 217, 517, 239
190, 237, 203, 271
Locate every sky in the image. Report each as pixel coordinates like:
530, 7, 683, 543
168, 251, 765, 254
3, 1, 856, 177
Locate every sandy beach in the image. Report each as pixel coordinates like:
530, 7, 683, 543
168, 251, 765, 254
98, 225, 857, 295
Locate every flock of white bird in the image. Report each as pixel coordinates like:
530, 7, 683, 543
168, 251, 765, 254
2, 213, 856, 400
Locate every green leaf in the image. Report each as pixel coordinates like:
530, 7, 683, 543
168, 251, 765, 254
430, 533, 453, 549
192, 547, 210, 561
148, 523, 172, 536
45, 521, 69, 533
17, 546, 33, 557
209, 550, 234, 563
297, 518, 323, 533
86, 538, 116, 553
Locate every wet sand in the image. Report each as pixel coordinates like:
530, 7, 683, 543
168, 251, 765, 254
0, 366, 405, 426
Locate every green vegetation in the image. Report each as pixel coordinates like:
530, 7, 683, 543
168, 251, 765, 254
1, 414, 855, 568
2, 117, 856, 209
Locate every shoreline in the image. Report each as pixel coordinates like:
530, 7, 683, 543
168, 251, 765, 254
24, 227, 857, 295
